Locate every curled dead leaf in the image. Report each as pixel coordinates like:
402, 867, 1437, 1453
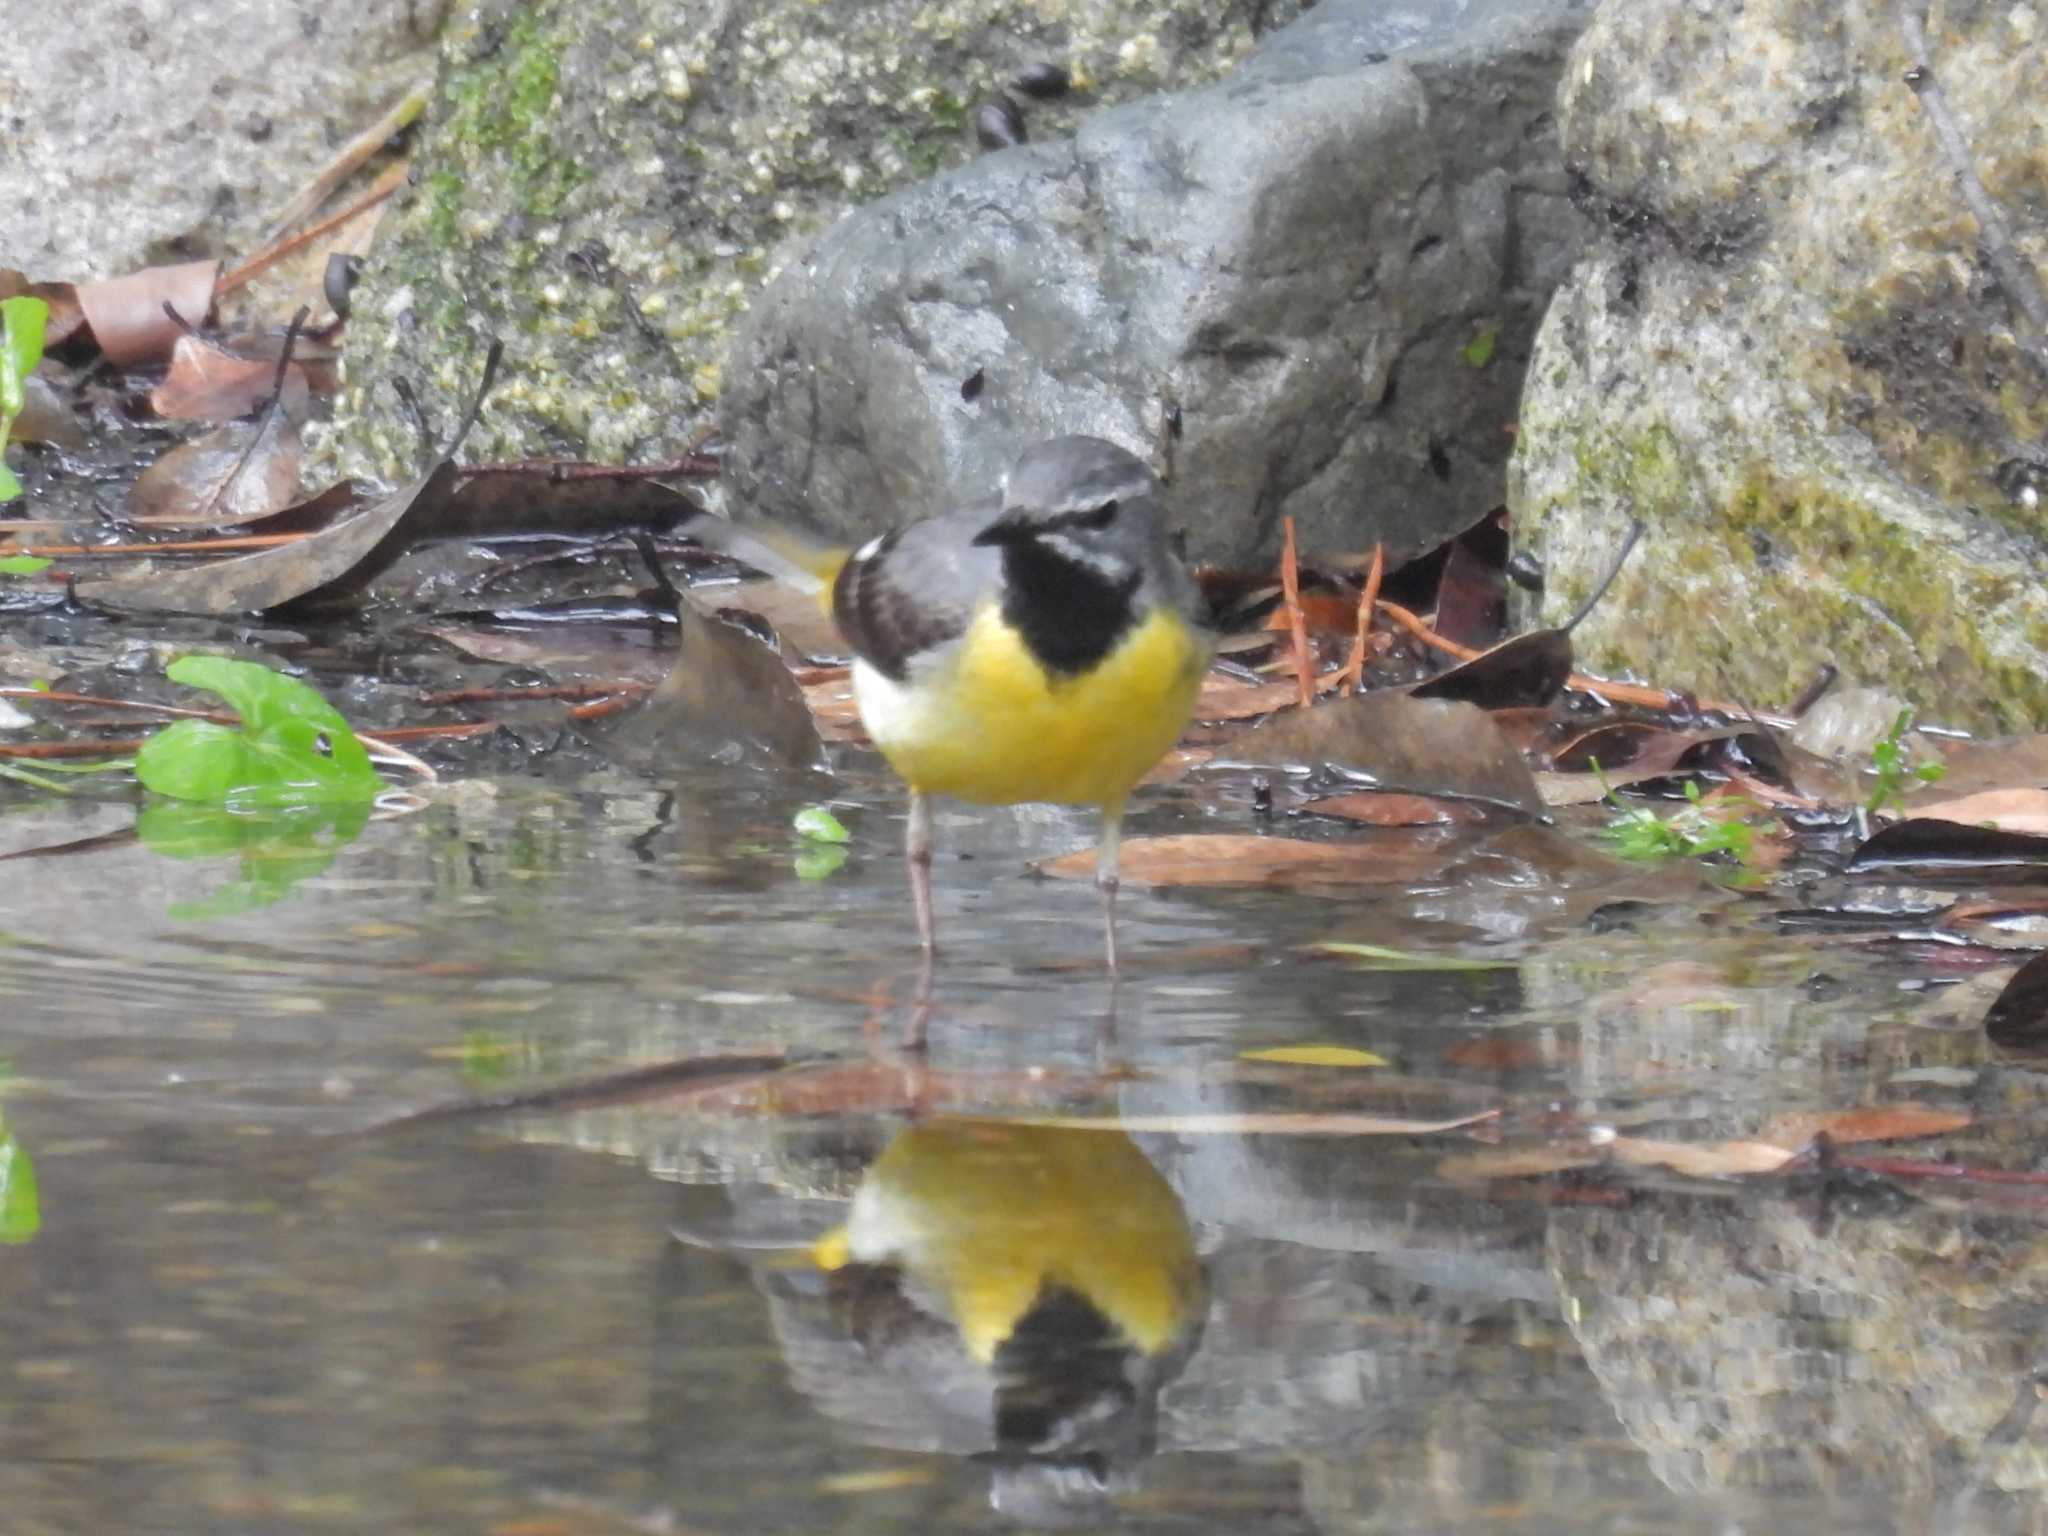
75, 260, 218, 366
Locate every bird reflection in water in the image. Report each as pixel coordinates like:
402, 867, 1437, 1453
761, 1117, 1208, 1527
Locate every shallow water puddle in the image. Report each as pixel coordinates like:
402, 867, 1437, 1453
1, 767, 2044, 1535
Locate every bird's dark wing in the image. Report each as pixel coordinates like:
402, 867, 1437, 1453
831, 500, 999, 681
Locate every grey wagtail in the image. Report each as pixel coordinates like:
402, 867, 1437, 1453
795, 1118, 1208, 1513
697, 436, 1212, 969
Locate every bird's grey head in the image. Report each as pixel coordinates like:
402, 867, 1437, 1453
970, 436, 1169, 575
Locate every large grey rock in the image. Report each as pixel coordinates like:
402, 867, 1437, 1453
0, 0, 438, 282
721, 0, 1594, 562
1549, 1193, 2048, 1520
321, 0, 1313, 484
1509, 0, 2048, 734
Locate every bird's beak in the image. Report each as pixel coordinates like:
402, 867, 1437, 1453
970, 513, 1027, 548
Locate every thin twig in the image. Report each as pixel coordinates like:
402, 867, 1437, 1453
360, 721, 500, 744
0, 739, 147, 759
1280, 516, 1313, 709
417, 682, 647, 708
1833, 1153, 2048, 1187
263, 79, 430, 240
5, 533, 309, 557
1897, 5, 2048, 369
1345, 542, 1384, 695
0, 688, 228, 720
456, 455, 722, 484
218, 160, 405, 296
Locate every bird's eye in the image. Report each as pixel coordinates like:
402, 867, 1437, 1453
312, 731, 333, 757
1079, 498, 1118, 529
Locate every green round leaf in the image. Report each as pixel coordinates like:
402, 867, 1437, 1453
138, 657, 381, 806
0, 1132, 40, 1244
793, 805, 851, 844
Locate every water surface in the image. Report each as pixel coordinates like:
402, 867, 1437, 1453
1, 762, 2041, 1535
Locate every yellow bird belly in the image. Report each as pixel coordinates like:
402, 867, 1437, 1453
814, 1119, 1204, 1364
856, 604, 1208, 809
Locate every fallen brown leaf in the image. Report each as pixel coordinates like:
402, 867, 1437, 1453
589, 596, 826, 772
1304, 791, 1488, 827
149, 334, 310, 422
74, 260, 218, 366
1014, 1108, 1499, 1137
1906, 788, 2048, 837
1036, 833, 1443, 888
1609, 1136, 1794, 1178
1195, 669, 1341, 722
1, 271, 86, 351
129, 414, 301, 526
1233, 691, 1545, 817
1438, 1143, 1600, 1182
1759, 1105, 1972, 1149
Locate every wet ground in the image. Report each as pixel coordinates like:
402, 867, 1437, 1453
4, 721, 2047, 1536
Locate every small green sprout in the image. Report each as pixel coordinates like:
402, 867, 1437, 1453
1596, 762, 1766, 867
1865, 708, 1945, 817
0, 296, 50, 504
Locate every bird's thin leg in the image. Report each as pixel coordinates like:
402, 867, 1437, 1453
1096, 801, 1124, 974
907, 789, 936, 957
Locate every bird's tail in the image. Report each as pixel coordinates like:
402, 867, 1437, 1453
686, 511, 849, 606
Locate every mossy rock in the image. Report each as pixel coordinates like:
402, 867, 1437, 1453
317, 0, 1308, 486
1509, 0, 2048, 733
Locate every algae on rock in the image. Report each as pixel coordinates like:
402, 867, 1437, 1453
1509, 0, 2048, 733
320, 0, 1307, 485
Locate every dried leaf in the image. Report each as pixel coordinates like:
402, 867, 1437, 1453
1759, 1105, 1972, 1149
1912, 734, 2048, 801
1234, 691, 1545, 817
1308, 941, 1514, 972
1239, 1044, 1389, 1068
9, 372, 85, 450
1609, 1136, 1794, 1178
1304, 790, 1486, 826
434, 471, 695, 543
81, 341, 506, 612
1849, 818, 2048, 877
816, 1468, 938, 1495
1410, 628, 1572, 709
149, 334, 310, 422
1439, 1143, 1601, 1181
1195, 670, 1330, 721
1035, 833, 1441, 889
713, 576, 845, 661
0, 271, 85, 349
74, 260, 218, 366
1984, 950, 2048, 1055
129, 413, 301, 526
1012, 1109, 1498, 1137
1430, 514, 1508, 650
588, 596, 826, 772
85, 460, 456, 613
1907, 788, 2048, 837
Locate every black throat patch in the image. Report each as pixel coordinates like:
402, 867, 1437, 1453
998, 537, 1141, 678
